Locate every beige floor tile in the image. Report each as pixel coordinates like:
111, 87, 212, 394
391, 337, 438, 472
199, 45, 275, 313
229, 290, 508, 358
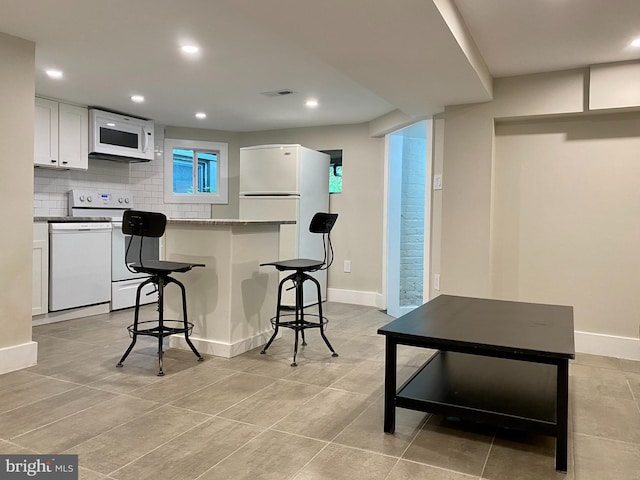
329, 360, 386, 396
283, 361, 355, 387
333, 397, 427, 457
110, 417, 263, 480
78, 467, 108, 480
0, 439, 38, 454
625, 371, 640, 405
198, 429, 325, 480
68, 405, 210, 475
482, 429, 574, 480
169, 372, 276, 415
387, 460, 478, 480
219, 379, 324, 427
86, 368, 167, 395
11, 394, 160, 452
274, 388, 371, 441
0, 386, 117, 439
0, 370, 43, 392
573, 433, 640, 480
0, 376, 80, 415
569, 363, 635, 400
619, 358, 640, 374
125, 363, 236, 402
402, 416, 494, 476
573, 353, 621, 370
292, 443, 397, 480
571, 389, 640, 444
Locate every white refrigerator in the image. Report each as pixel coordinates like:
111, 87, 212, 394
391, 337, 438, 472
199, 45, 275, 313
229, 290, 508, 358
239, 144, 330, 306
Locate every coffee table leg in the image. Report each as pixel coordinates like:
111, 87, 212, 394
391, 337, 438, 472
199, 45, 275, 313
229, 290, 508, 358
556, 359, 569, 472
384, 336, 397, 433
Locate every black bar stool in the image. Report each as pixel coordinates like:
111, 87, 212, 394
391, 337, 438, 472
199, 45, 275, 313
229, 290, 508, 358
116, 210, 204, 376
260, 212, 339, 366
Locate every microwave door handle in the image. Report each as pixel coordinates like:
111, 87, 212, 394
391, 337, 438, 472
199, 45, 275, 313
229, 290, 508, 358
141, 127, 149, 153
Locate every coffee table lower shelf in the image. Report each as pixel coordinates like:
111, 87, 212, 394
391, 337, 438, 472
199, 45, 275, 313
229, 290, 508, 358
396, 351, 558, 436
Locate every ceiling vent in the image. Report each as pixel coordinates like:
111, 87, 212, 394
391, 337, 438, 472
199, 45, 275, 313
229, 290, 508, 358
260, 89, 296, 98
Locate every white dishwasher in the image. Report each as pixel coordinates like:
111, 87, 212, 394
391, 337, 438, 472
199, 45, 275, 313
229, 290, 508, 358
49, 222, 112, 311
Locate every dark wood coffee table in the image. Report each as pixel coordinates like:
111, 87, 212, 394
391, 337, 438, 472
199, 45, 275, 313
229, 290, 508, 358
378, 295, 575, 472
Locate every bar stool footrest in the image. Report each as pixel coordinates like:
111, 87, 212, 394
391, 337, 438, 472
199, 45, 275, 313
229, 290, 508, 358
127, 320, 194, 339
269, 313, 328, 331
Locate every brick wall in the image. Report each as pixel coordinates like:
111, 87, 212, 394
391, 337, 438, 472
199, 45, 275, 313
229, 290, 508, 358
399, 136, 426, 306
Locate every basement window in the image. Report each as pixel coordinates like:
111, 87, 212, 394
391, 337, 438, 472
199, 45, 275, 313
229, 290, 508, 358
164, 138, 229, 204
321, 149, 343, 194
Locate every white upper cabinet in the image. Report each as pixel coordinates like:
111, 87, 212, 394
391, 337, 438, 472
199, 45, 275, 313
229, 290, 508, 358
34, 97, 58, 167
34, 97, 88, 170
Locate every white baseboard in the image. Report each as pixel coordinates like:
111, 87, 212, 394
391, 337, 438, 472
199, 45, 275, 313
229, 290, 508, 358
0, 341, 38, 375
327, 288, 385, 309
32, 303, 110, 326
574, 330, 640, 361
169, 330, 278, 358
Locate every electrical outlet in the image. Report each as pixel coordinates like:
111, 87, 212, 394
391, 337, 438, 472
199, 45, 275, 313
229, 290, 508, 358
433, 273, 440, 291
343, 260, 351, 273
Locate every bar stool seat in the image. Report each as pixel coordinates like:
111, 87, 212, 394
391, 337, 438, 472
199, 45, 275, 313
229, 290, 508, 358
116, 210, 204, 376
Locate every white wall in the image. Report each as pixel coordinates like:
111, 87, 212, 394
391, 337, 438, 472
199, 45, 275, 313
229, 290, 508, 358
436, 65, 640, 359
0, 33, 37, 372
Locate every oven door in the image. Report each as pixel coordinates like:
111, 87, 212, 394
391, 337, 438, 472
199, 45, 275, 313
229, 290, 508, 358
111, 221, 160, 281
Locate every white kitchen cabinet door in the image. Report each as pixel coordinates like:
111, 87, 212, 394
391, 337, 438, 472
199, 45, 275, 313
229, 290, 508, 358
58, 103, 88, 170
34, 97, 59, 167
34, 97, 88, 170
32, 222, 49, 316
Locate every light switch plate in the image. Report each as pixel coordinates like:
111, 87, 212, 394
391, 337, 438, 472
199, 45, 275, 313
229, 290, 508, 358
433, 174, 443, 190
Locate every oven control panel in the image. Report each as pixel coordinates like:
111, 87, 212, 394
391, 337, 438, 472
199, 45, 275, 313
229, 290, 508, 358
69, 189, 133, 210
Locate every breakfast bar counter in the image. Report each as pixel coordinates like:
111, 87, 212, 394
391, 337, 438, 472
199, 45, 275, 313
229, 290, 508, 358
163, 218, 294, 358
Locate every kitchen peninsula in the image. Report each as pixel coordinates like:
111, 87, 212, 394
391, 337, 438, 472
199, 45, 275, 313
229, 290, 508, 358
163, 218, 293, 358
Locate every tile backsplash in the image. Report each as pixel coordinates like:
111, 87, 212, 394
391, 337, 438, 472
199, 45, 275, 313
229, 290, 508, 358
33, 126, 211, 219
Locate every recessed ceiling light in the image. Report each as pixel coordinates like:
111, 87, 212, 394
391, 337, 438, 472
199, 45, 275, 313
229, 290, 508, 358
305, 99, 319, 108
181, 45, 200, 54
130, 95, 145, 103
195, 112, 207, 119
631, 38, 640, 47
46, 69, 63, 79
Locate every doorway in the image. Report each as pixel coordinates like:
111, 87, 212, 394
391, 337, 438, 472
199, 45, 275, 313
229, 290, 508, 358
385, 120, 431, 318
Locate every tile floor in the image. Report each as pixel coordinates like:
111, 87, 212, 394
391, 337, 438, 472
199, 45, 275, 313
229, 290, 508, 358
1, 302, 639, 479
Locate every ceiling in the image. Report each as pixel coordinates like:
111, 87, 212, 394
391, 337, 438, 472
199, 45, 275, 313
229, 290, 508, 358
1, 0, 639, 132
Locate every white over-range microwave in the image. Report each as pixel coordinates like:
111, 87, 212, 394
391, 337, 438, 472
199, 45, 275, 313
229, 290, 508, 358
89, 108, 155, 162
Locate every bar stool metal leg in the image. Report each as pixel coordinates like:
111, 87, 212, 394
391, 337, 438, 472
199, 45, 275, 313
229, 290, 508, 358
261, 274, 289, 354
310, 275, 338, 357
167, 277, 203, 361
117, 277, 153, 368
157, 277, 165, 376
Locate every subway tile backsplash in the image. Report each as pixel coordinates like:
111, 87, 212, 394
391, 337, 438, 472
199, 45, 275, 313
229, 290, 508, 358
33, 126, 211, 219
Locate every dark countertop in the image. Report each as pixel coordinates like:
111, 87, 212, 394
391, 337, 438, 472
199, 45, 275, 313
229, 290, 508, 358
34, 216, 112, 223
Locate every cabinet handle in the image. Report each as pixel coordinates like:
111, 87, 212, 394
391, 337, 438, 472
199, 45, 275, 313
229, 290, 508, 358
62, 161, 68, 165
51, 159, 56, 163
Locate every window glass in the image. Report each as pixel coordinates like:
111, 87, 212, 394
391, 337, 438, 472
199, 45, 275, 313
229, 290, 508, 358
197, 151, 217, 193
172, 148, 194, 194
164, 138, 228, 204
321, 149, 343, 194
